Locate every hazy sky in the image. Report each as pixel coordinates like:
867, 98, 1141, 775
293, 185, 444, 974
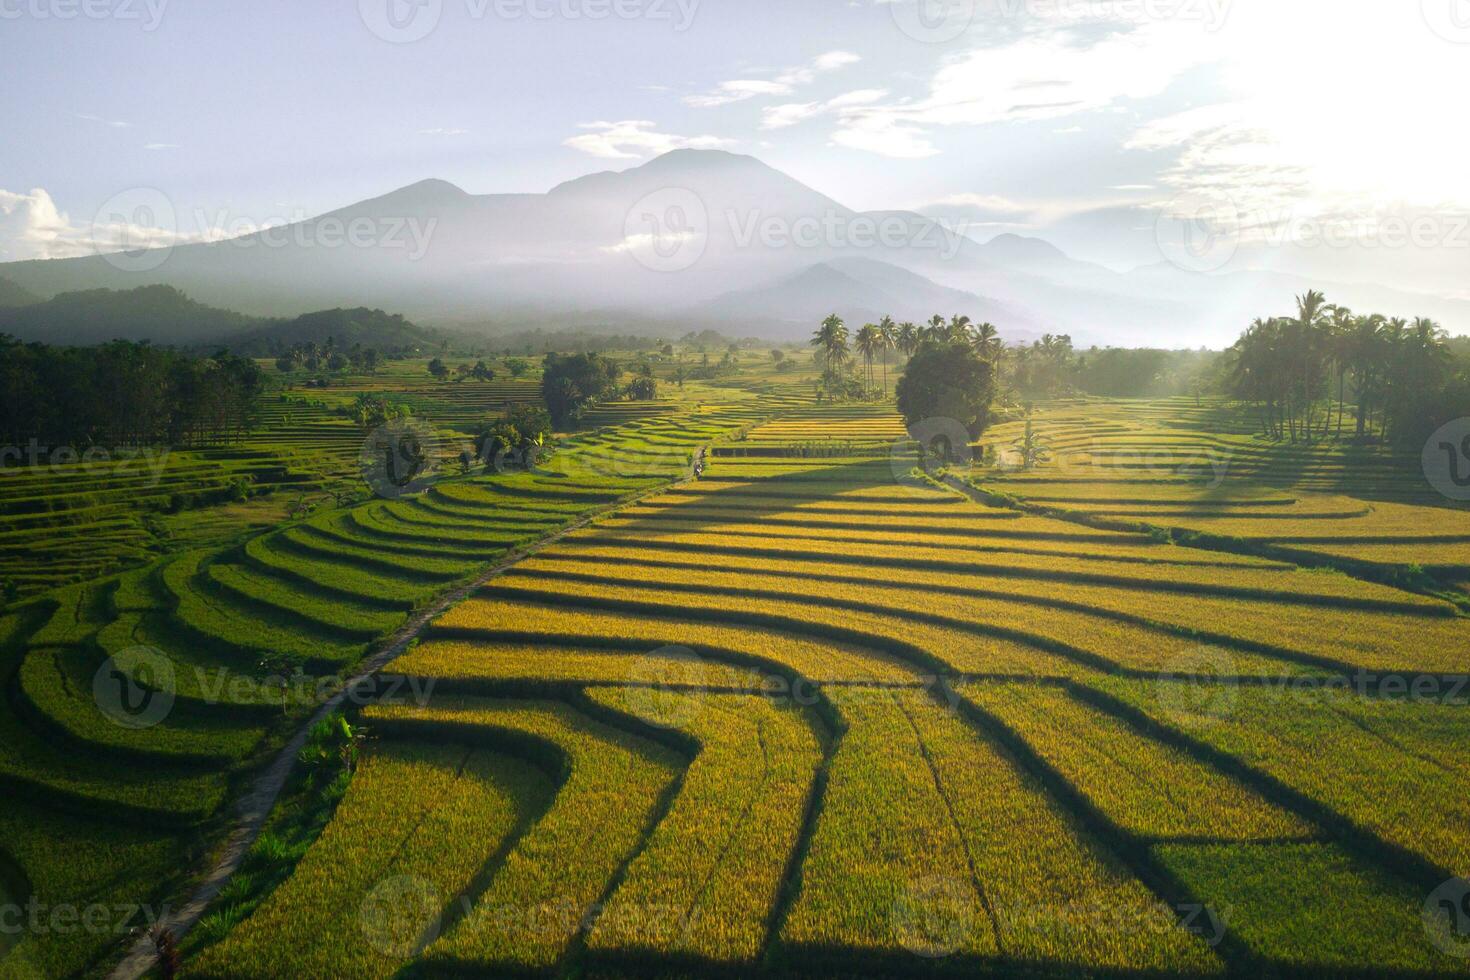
2, 0, 1467, 293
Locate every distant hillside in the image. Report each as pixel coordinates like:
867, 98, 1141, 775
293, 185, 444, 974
0, 276, 40, 309
707, 258, 1038, 340
225, 307, 444, 355
0, 284, 259, 345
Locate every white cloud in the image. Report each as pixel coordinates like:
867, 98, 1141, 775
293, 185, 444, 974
685, 80, 792, 109
828, 3, 1226, 158
0, 188, 84, 261
762, 89, 887, 130
419, 127, 470, 136
76, 113, 131, 128
683, 50, 862, 108
830, 113, 937, 159
563, 120, 733, 160
1124, 3, 1470, 230
0, 187, 245, 262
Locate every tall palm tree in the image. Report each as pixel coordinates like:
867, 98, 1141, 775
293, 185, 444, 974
896, 322, 919, 359
811, 314, 850, 378
877, 316, 897, 396
947, 315, 973, 343
971, 322, 1001, 361
1347, 314, 1386, 438
1326, 305, 1355, 439
925, 314, 946, 342
855, 323, 882, 396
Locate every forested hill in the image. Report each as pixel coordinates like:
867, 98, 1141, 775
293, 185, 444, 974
0, 284, 444, 354
0, 276, 39, 309
0, 284, 257, 345
224, 307, 444, 355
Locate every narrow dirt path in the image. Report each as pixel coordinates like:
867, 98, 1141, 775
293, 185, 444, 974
109, 461, 703, 980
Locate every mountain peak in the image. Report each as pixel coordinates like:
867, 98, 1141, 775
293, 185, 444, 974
981, 233, 1068, 262
365, 177, 468, 209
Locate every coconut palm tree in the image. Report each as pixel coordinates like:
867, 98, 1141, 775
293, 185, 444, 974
855, 323, 882, 397
877, 316, 897, 396
1325, 305, 1355, 439
947, 315, 973, 343
971, 322, 1002, 361
811, 314, 850, 379
925, 314, 946, 342
896, 322, 920, 359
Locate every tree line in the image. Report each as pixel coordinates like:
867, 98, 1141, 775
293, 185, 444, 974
1226, 290, 1468, 446
0, 337, 262, 453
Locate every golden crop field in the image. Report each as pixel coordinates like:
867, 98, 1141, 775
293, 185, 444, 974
9, 388, 1470, 978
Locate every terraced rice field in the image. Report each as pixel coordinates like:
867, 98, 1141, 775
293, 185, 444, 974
979, 397, 1470, 591
7, 391, 1469, 977
0, 373, 807, 976
154, 401, 1470, 978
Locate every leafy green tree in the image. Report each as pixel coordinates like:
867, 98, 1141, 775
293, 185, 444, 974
475, 403, 554, 471
895, 338, 997, 456
505, 358, 530, 378
427, 357, 449, 381
541, 352, 620, 427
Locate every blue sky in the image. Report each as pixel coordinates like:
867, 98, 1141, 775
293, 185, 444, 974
2, 0, 1467, 293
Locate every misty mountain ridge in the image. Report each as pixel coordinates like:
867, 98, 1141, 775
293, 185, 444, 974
1, 149, 1465, 347
0, 284, 444, 354
0, 276, 41, 309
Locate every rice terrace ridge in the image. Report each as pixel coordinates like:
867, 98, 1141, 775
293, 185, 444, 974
3, 2, 1470, 978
